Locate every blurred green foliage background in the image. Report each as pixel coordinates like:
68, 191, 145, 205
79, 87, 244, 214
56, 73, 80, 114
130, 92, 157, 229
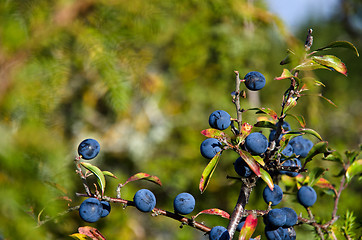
0, 0, 360, 239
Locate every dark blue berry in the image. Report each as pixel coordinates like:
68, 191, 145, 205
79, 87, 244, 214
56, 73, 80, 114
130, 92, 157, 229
281, 144, 294, 157
209, 226, 230, 240
209, 110, 231, 130
133, 189, 156, 212
280, 159, 301, 177
234, 157, 252, 177
283, 226, 296, 240
79, 198, 103, 223
100, 201, 111, 218
265, 226, 286, 240
281, 207, 298, 227
78, 138, 100, 160
245, 132, 268, 155
173, 192, 195, 215
236, 217, 246, 231
244, 71, 266, 91
263, 184, 283, 206
200, 138, 222, 159
289, 136, 313, 158
269, 121, 291, 143
297, 186, 317, 207
266, 209, 286, 228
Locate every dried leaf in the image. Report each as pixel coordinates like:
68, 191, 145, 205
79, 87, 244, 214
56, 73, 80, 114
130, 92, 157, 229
193, 208, 230, 220
123, 173, 162, 187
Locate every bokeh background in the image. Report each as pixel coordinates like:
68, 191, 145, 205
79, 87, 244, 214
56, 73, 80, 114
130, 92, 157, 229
0, 0, 361, 239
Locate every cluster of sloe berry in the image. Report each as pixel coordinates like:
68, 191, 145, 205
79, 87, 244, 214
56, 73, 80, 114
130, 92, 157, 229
198, 71, 320, 240
77, 139, 197, 224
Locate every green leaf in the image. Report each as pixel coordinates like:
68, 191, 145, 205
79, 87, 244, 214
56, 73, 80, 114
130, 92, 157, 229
80, 162, 106, 196
308, 167, 325, 187
283, 97, 298, 114
102, 171, 117, 179
274, 69, 294, 80
254, 121, 277, 129
345, 150, 360, 164
123, 173, 162, 187
238, 213, 258, 240
304, 141, 330, 163
314, 41, 359, 57
260, 168, 274, 191
293, 59, 330, 71
199, 151, 221, 193
300, 128, 323, 141
346, 159, 362, 183
312, 55, 347, 76
323, 151, 343, 164
239, 150, 261, 177
201, 129, 227, 138
248, 108, 278, 121
286, 114, 306, 128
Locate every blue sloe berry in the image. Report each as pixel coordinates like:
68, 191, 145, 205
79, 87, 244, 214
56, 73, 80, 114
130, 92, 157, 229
236, 217, 246, 231
280, 159, 301, 177
133, 189, 156, 212
78, 138, 100, 160
269, 121, 291, 143
209, 226, 230, 240
266, 209, 286, 228
244, 71, 266, 91
79, 198, 103, 223
281, 144, 294, 157
100, 201, 111, 218
283, 226, 296, 240
173, 192, 195, 215
281, 207, 298, 227
289, 136, 313, 158
265, 226, 286, 240
209, 110, 231, 130
245, 132, 268, 155
297, 186, 317, 207
263, 184, 283, 206
233, 157, 252, 177
200, 138, 222, 159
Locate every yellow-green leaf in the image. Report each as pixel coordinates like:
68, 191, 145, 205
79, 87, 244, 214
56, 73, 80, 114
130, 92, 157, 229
312, 55, 347, 76
123, 173, 162, 186
260, 168, 274, 191
69, 233, 92, 240
199, 151, 221, 193
80, 162, 106, 196
346, 159, 362, 183
314, 41, 359, 57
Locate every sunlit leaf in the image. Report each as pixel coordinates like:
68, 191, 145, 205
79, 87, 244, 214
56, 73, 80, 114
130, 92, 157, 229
102, 171, 117, 179
248, 108, 278, 121
318, 94, 338, 107
78, 226, 106, 240
308, 167, 325, 187
239, 122, 253, 142
123, 173, 162, 187
312, 55, 347, 76
346, 159, 362, 183
286, 114, 306, 128
192, 208, 230, 220
294, 59, 330, 71
69, 233, 92, 240
260, 168, 273, 191
304, 177, 336, 192
201, 128, 227, 138
304, 141, 330, 163
300, 128, 323, 141
314, 41, 359, 57
239, 150, 261, 177
80, 162, 106, 196
253, 156, 265, 166
199, 152, 221, 193
238, 213, 258, 240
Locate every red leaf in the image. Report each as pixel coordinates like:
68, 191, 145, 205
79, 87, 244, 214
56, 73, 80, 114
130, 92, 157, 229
192, 208, 230, 220
239, 213, 258, 240
123, 173, 162, 186
78, 227, 106, 240
201, 129, 226, 138
239, 150, 261, 177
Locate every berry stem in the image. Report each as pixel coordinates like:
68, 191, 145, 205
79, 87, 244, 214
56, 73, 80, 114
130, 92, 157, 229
233, 71, 243, 133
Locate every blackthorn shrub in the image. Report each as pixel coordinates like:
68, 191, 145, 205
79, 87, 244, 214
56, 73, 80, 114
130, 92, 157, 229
70, 30, 360, 240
